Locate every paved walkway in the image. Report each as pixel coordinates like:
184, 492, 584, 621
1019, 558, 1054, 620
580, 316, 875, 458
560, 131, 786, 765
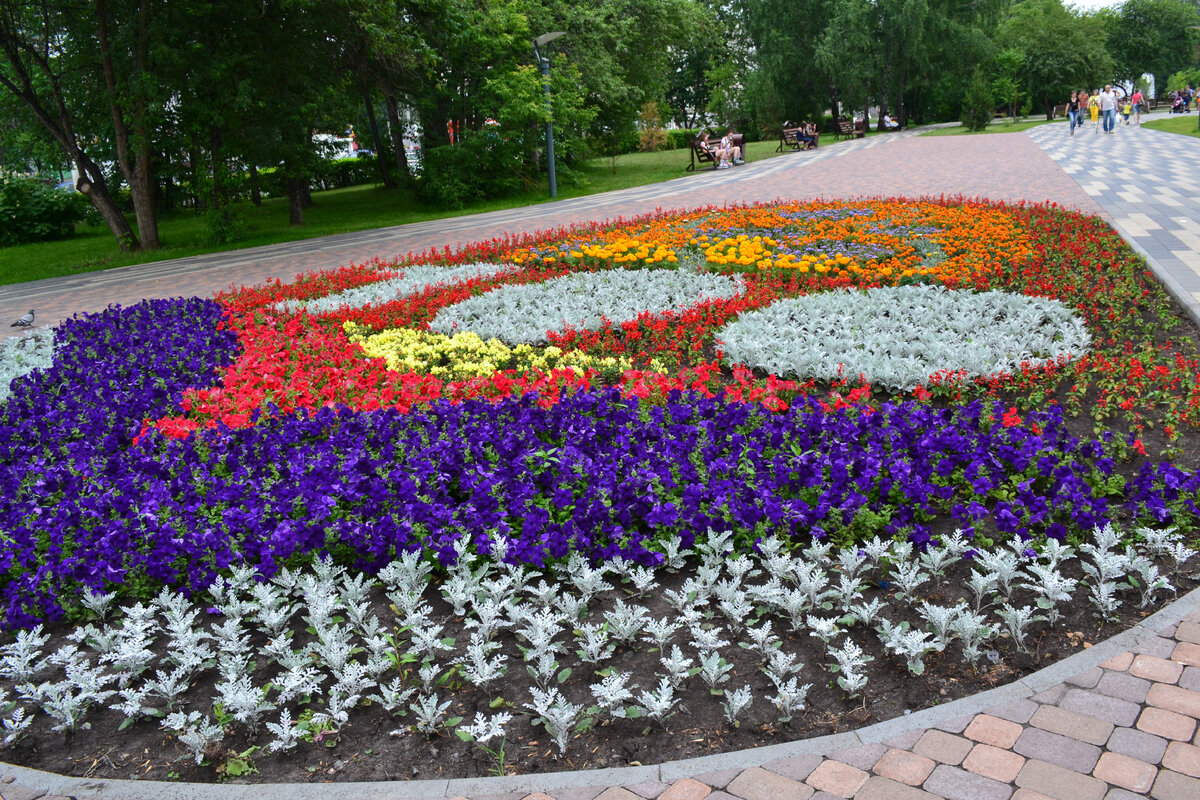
4, 117, 1200, 800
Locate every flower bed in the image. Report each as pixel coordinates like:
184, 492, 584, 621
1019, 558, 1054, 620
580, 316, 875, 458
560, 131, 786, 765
0, 199, 1198, 782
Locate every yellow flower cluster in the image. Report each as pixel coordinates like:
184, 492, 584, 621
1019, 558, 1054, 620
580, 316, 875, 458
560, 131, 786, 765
691, 234, 860, 273
345, 324, 638, 381
573, 237, 677, 266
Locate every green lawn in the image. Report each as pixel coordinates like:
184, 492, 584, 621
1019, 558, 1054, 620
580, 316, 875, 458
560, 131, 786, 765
2, 139, 800, 286
922, 118, 1061, 136
1141, 114, 1200, 138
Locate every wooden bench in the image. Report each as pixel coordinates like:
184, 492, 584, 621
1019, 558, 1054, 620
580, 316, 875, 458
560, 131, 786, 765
778, 123, 818, 151
1053, 104, 1067, 119
833, 118, 858, 140
687, 130, 747, 172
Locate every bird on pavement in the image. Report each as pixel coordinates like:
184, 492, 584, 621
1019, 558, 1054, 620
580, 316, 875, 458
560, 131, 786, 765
10, 310, 35, 327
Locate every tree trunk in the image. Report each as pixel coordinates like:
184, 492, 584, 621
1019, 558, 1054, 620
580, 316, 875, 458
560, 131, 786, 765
209, 124, 226, 209
188, 139, 206, 211
384, 89, 410, 184
362, 80, 394, 188
96, 0, 159, 249
75, 152, 139, 251
287, 177, 304, 225
300, 179, 313, 209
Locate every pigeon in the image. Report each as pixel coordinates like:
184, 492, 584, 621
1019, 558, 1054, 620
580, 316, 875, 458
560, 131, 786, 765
10, 310, 34, 328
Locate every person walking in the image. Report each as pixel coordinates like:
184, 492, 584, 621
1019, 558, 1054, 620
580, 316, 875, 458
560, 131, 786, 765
1067, 91, 1081, 135
1099, 84, 1117, 134
1087, 90, 1100, 130
1131, 88, 1144, 125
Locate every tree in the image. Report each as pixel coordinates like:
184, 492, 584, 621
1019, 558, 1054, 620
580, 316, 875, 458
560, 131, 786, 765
998, 0, 1113, 119
992, 48, 1024, 120
1107, 0, 1200, 95
961, 64, 994, 131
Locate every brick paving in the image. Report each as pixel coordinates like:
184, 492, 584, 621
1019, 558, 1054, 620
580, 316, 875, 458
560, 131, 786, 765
3, 117, 1200, 799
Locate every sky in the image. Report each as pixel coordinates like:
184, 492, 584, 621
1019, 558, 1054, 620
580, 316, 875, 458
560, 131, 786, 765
1068, 0, 1122, 9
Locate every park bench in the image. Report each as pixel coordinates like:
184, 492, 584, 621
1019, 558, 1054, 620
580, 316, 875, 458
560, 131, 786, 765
833, 118, 860, 140
687, 129, 747, 172
777, 123, 818, 152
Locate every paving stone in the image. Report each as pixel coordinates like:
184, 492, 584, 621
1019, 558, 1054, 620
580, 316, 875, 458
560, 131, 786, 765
1058, 688, 1142, 727
657, 779, 711, 800
476, 793, 530, 800
1031, 684, 1067, 705
724, 766, 813, 800
1150, 768, 1200, 800
1012, 727, 1102, 772
1180, 665, 1200, 692
525, 793, 558, 800
872, 748, 937, 786
1015, 759, 1107, 800
854, 776, 940, 800
964, 714, 1025, 748
1095, 670, 1152, 703
985, 698, 1039, 724
1030, 704, 1114, 745
595, 790, 645, 800
1130, 654, 1185, 684
1067, 667, 1103, 688
1107, 725, 1169, 763
1103, 789, 1151, 800
1134, 636, 1178, 659
804, 760, 868, 798
1161, 740, 1200, 777
1174, 641, 1200, 667
1138, 706, 1198, 740
1011, 791, 1056, 800
625, 782, 670, 798
1146, 683, 1200, 719
551, 789, 606, 800
882, 729, 925, 750
1098, 652, 1135, 672
0, 789, 46, 800
807, 793, 842, 800
912, 730, 973, 765
703, 793, 739, 800
922, 764, 1014, 800
827, 742, 886, 771
962, 743, 1026, 783
1092, 751, 1158, 794
693, 769, 743, 790
761, 754, 823, 782
933, 714, 972, 734
1176, 621, 1200, 645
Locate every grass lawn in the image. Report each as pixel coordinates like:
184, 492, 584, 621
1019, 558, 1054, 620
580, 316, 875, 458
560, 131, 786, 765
1141, 113, 1200, 138
922, 118, 1061, 136
3, 139, 799, 287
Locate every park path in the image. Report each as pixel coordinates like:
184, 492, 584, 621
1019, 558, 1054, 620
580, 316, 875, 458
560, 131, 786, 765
5, 117, 1200, 800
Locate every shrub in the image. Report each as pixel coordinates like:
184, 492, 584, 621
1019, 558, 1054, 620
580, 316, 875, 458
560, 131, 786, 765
665, 128, 700, 150
0, 171, 87, 246
416, 132, 525, 209
637, 102, 669, 152
960, 65, 994, 132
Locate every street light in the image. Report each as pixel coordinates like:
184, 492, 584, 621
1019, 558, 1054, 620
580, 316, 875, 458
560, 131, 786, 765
532, 31, 566, 198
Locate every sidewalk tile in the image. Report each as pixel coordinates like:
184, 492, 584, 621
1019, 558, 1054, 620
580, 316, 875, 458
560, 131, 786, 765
1150, 769, 1200, 799
1092, 751, 1158, 794
1130, 654, 1184, 684
1103, 790, 1150, 800
883, 729, 925, 750
1011, 791, 1056, 800
1107, 726, 1169, 763
827, 742, 886, 771
804, 760, 868, 798
1134, 636, 1177, 659
1180, 665, 1200, 692
595, 790, 645, 800
1098, 652, 1134, 672
872, 748, 936, 786
985, 698, 1039, 724
1067, 667, 1103, 688
1138, 706, 1197, 740
725, 766, 813, 800
1095, 670, 1152, 703
912, 730, 973, 765
658, 779, 712, 800
551, 788, 606, 800
761, 754, 823, 782
855, 776, 939, 800
526, 793, 558, 800
1030, 705, 1113, 745
1031, 685, 1067, 705
922, 764, 1013, 800
1013, 727, 1102, 772
1174, 641, 1200, 667
1146, 683, 1200, 719
1015, 759, 1107, 800
626, 782, 670, 798
1175, 620, 1200, 645
0, 788, 47, 800
1058, 688, 1142, 727
694, 769, 743, 789
965, 714, 1024, 748
1161, 740, 1200, 777
963, 743, 1025, 783
934, 715, 973, 734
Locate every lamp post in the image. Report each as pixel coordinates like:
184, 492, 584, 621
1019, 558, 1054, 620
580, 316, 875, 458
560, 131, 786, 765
532, 31, 566, 198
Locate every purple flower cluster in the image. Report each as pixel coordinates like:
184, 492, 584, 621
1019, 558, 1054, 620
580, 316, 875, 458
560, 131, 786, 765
3, 341, 1196, 628
0, 298, 240, 626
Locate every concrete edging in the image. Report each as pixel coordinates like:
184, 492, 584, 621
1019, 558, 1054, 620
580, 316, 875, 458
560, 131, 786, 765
3, 583, 1198, 800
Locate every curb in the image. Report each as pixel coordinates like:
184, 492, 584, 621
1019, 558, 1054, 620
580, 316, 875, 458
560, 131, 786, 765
4, 582, 1199, 800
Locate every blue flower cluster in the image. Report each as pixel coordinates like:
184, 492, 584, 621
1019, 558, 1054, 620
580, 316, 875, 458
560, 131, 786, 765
1, 300, 1196, 630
